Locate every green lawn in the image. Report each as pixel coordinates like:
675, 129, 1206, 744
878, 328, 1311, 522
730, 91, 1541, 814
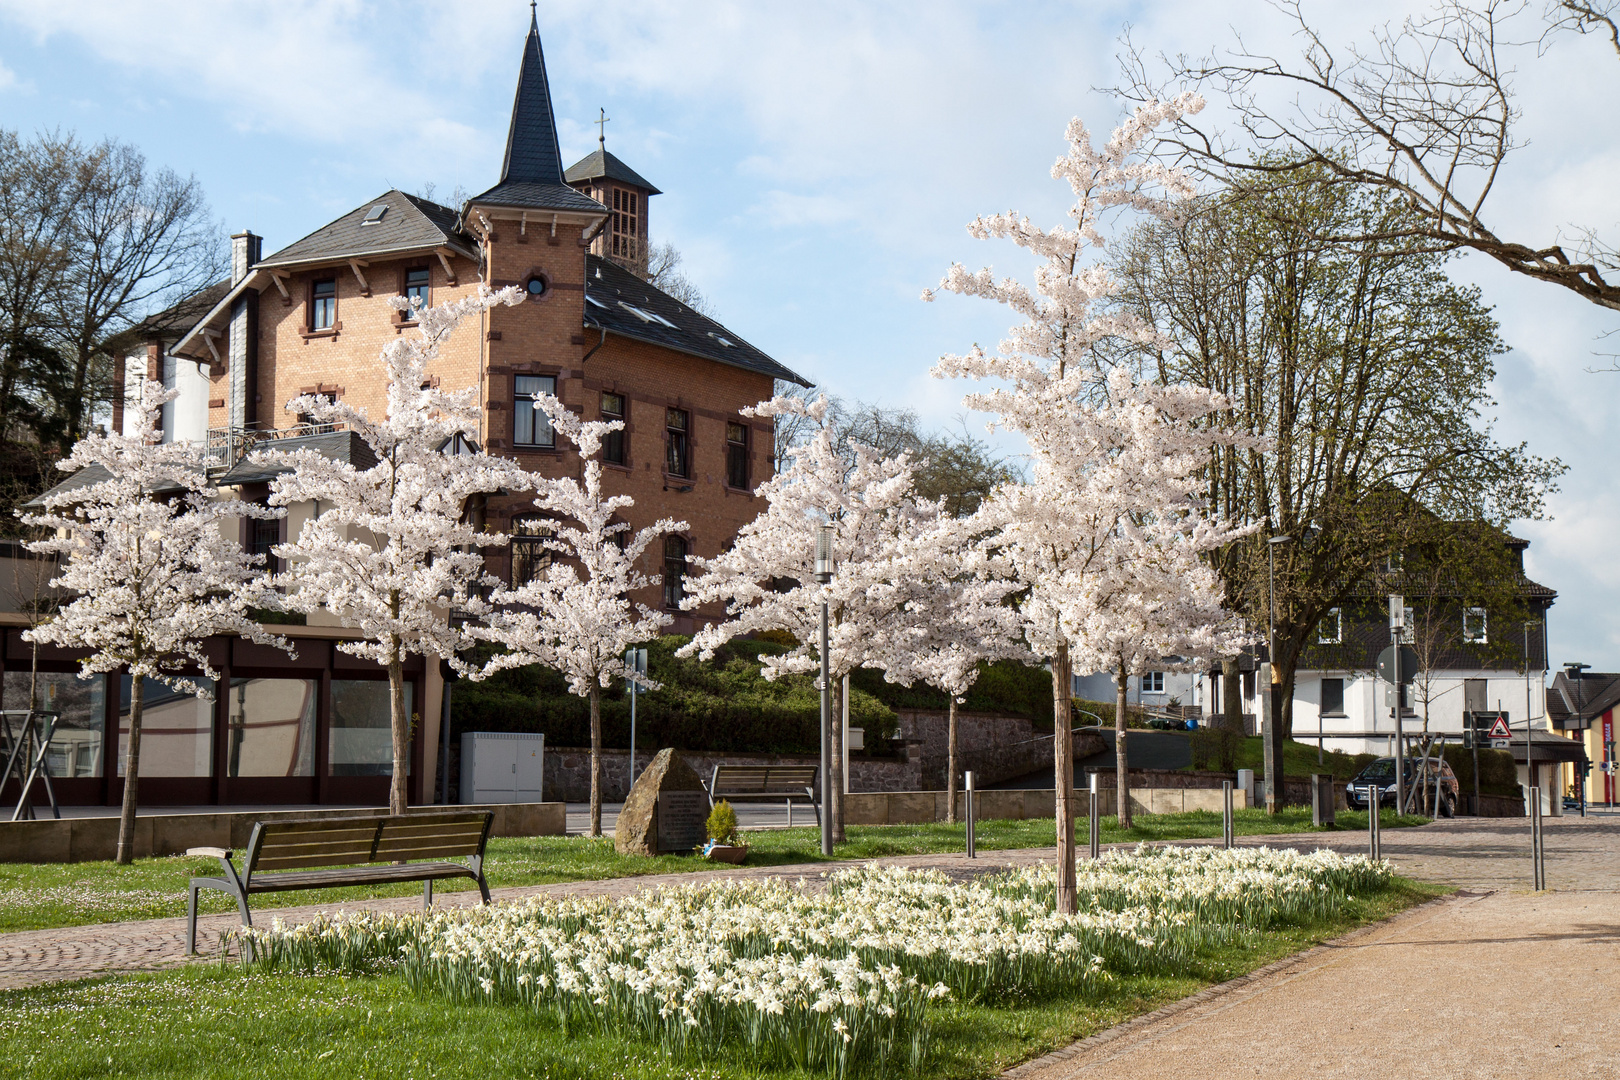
0, 877, 1442, 1080
0, 809, 1424, 934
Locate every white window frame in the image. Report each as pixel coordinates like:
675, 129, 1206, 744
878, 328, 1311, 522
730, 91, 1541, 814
1318, 607, 1343, 645
1141, 671, 1165, 694
1463, 607, 1489, 644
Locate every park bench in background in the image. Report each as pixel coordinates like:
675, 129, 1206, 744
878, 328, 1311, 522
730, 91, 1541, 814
185, 810, 494, 953
707, 764, 820, 827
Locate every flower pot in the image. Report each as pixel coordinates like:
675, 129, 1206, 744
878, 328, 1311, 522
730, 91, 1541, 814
705, 844, 749, 864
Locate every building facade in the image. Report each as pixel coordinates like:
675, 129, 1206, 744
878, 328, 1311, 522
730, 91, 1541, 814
10, 14, 805, 809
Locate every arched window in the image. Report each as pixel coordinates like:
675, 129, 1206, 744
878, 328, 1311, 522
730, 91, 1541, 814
662, 535, 688, 609
510, 516, 555, 587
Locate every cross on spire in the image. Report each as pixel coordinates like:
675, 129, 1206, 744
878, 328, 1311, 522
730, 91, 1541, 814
596, 107, 610, 150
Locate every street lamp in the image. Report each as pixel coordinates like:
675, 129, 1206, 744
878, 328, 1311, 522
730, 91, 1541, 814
1263, 535, 1291, 813
815, 523, 836, 856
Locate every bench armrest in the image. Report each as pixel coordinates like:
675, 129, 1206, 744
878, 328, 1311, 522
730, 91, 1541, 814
187, 847, 232, 859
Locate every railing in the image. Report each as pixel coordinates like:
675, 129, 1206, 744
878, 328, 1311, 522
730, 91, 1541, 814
206, 422, 349, 475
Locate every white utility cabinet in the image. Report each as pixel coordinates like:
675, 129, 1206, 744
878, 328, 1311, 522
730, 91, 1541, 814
461, 731, 545, 805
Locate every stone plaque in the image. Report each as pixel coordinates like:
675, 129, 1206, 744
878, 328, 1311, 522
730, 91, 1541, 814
656, 790, 709, 853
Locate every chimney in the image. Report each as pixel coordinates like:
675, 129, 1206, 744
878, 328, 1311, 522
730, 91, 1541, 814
228, 231, 262, 429
231, 231, 262, 284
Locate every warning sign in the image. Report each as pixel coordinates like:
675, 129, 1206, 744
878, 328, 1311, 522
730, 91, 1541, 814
1488, 716, 1512, 740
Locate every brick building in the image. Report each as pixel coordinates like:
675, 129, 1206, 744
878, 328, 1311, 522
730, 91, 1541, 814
9, 13, 806, 809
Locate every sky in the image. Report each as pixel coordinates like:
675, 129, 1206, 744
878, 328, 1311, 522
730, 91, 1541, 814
1, 0, 1616, 673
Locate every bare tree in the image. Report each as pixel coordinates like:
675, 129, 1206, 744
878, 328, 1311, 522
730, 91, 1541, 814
644, 241, 715, 317
1118, 0, 1620, 312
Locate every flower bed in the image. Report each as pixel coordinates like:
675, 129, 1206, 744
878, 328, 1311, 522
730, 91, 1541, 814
233, 847, 1391, 1076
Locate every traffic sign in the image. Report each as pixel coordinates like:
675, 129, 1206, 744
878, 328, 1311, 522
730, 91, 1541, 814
1488, 716, 1512, 740
1376, 645, 1419, 686
1490, 739, 1512, 750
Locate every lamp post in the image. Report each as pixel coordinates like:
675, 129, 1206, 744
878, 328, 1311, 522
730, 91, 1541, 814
815, 523, 836, 856
1263, 535, 1291, 814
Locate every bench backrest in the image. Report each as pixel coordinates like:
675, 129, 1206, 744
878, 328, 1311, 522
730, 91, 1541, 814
710, 764, 818, 795
244, 811, 494, 878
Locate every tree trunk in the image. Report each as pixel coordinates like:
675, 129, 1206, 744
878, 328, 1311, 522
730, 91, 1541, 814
1052, 640, 1076, 914
1220, 657, 1242, 771
589, 683, 603, 837
829, 676, 845, 843
115, 674, 143, 865
1115, 658, 1132, 830
946, 696, 960, 825
388, 652, 409, 816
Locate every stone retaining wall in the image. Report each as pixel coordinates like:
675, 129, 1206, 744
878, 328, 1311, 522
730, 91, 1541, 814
0, 802, 565, 864
845, 784, 1254, 826
541, 748, 922, 804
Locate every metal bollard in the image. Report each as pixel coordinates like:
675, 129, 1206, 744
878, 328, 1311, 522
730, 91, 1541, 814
1369, 785, 1382, 861
1530, 786, 1544, 890
965, 771, 976, 859
1088, 771, 1100, 859
1222, 780, 1234, 849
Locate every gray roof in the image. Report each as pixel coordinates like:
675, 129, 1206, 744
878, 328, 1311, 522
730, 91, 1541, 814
470, 16, 607, 216
218, 429, 378, 486
24, 463, 191, 509
584, 255, 809, 386
564, 148, 661, 194
256, 191, 475, 270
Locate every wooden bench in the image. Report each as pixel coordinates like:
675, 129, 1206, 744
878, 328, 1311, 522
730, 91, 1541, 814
707, 764, 820, 827
185, 810, 494, 954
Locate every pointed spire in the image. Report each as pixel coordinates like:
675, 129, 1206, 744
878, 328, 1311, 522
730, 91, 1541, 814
471, 11, 609, 214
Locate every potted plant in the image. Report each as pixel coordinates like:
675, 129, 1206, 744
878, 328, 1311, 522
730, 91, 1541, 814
701, 800, 748, 863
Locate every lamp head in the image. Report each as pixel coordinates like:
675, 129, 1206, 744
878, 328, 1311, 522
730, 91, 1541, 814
814, 523, 836, 582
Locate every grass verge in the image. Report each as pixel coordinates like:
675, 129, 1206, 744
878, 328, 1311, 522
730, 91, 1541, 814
0, 877, 1444, 1080
0, 809, 1427, 934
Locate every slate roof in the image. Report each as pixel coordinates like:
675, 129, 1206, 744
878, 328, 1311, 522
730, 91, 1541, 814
564, 148, 662, 194
470, 15, 607, 216
256, 191, 475, 270
583, 255, 809, 386
1548, 670, 1620, 728
23, 463, 190, 509
216, 429, 378, 486
106, 279, 233, 354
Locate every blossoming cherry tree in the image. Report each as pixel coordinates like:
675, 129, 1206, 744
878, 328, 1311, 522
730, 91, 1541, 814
479, 395, 683, 838
21, 380, 289, 863
260, 287, 532, 815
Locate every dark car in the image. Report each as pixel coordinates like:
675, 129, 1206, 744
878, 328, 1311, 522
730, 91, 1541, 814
1346, 757, 1461, 817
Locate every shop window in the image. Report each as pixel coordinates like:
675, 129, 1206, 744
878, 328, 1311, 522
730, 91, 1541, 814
226, 678, 316, 778
2, 671, 105, 778
117, 676, 214, 777
329, 680, 412, 777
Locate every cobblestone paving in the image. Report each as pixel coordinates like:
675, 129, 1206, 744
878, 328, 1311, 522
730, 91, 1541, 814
1, 816, 1608, 997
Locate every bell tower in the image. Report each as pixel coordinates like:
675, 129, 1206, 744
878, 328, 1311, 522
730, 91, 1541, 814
566, 110, 661, 276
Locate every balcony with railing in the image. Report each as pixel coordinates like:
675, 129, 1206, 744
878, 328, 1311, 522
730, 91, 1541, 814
206, 422, 351, 477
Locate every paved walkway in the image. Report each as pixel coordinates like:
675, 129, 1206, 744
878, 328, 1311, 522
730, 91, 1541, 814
1011, 816, 1620, 1080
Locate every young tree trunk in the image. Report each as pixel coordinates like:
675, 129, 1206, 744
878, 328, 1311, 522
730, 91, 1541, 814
1221, 657, 1242, 771
1115, 658, 1132, 829
115, 674, 143, 865
829, 676, 845, 843
1052, 639, 1076, 914
588, 683, 603, 837
387, 651, 409, 816
946, 696, 960, 825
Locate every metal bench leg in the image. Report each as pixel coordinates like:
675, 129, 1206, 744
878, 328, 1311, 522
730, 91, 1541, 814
808, 787, 821, 828
423, 878, 433, 910
186, 883, 199, 955
786, 797, 792, 829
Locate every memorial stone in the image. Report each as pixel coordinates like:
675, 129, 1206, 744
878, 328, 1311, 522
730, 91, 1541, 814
613, 748, 708, 855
